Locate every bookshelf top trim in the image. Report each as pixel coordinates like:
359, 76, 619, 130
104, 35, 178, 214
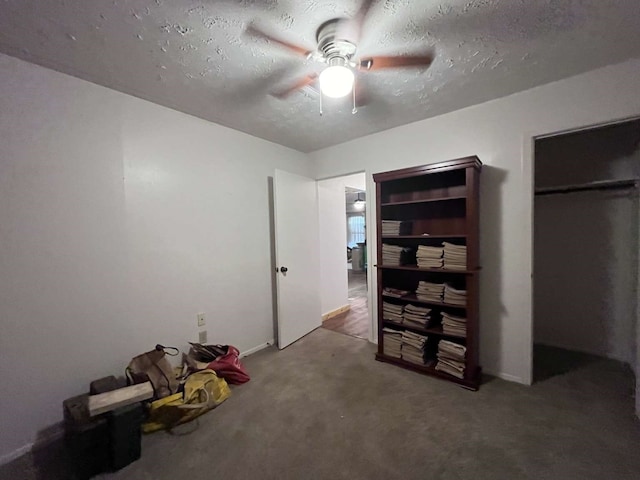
373, 156, 482, 183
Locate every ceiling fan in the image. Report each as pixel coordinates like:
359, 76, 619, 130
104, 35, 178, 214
246, 0, 434, 111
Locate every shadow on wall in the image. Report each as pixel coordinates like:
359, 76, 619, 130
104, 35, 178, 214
479, 165, 508, 379
0, 434, 71, 480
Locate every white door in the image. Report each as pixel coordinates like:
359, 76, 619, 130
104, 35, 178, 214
273, 169, 321, 349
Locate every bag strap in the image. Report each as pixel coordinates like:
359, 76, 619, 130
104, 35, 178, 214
177, 388, 210, 410
156, 344, 179, 356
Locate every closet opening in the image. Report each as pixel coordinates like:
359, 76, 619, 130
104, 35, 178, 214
532, 119, 640, 391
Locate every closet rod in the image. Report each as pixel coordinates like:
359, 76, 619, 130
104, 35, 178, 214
535, 179, 637, 196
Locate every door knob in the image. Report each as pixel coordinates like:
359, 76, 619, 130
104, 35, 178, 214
280, 266, 288, 273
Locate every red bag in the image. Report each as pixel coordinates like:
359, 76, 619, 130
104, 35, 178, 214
207, 346, 250, 385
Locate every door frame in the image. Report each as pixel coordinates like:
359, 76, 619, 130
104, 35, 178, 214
316, 170, 376, 344
524, 114, 640, 386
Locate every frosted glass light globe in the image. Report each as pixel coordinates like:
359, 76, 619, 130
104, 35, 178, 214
319, 65, 355, 98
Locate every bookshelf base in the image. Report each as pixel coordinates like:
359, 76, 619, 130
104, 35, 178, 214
375, 353, 481, 391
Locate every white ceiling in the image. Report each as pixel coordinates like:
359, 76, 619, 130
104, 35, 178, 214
1, 1, 638, 152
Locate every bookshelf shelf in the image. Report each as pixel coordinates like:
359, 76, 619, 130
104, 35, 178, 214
381, 234, 468, 240
383, 320, 467, 340
382, 293, 468, 310
381, 195, 467, 206
376, 265, 479, 274
374, 157, 482, 390
375, 353, 480, 390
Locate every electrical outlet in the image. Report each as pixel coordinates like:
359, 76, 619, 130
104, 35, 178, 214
197, 313, 206, 327
199, 330, 207, 343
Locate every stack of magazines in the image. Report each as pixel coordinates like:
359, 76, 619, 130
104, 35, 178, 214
443, 284, 466, 306
435, 340, 466, 379
382, 244, 412, 266
381, 220, 412, 236
382, 302, 404, 324
382, 287, 410, 298
442, 242, 467, 270
382, 328, 403, 358
441, 312, 467, 337
403, 304, 432, 328
401, 331, 428, 364
416, 281, 445, 303
416, 245, 444, 269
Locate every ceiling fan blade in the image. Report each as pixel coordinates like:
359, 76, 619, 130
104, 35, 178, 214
358, 54, 434, 71
272, 74, 318, 99
246, 24, 312, 57
336, 0, 375, 42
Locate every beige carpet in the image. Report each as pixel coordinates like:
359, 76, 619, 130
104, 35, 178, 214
2, 328, 640, 480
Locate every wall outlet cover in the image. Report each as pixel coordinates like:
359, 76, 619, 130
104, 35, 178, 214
197, 313, 206, 327
199, 330, 207, 343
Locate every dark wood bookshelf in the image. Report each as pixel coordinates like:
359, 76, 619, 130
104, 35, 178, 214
374, 156, 482, 390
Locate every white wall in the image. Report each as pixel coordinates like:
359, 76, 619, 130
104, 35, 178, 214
311, 57, 640, 385
534, 124, 640, 365
317, 173, 366, 316
0, 53, 312, 462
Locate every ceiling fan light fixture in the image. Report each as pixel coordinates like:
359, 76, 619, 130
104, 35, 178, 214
319, 65, 355, 98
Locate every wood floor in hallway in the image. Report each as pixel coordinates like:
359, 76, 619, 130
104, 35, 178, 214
322, 269, 369, 340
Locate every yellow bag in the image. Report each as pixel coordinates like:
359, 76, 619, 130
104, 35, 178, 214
142, 369, 231, 433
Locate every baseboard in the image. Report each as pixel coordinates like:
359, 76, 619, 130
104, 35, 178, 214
484, 370, 524, 384
321, 304, 350, 322
240, 340, 273, 358
0, 422, 65, 466
1, 443, 32, 466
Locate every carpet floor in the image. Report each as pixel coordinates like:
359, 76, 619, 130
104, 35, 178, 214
2, 328, 640, 480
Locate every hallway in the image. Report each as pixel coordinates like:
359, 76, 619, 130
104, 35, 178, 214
322, 270, 369, 339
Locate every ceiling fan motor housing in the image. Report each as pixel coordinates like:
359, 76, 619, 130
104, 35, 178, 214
316, 18, 357, 64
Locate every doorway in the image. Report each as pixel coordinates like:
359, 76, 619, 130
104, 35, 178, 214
318, 173, 370, 340
532, 119, 640, 385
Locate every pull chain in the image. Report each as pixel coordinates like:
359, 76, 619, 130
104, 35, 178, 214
352, 79, 358, 114
319, 91, 323, 116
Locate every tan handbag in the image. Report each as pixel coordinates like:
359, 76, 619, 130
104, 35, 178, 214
127, 345, 179, 399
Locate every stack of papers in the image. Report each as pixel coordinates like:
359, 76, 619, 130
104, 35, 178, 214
443, 284, 467, 306
435, 340, 466, 379
442, 242, 467, 270
382, 287, 410, 298
415, 281, 445, 303
381, 220, 412, 236
416, 245, 444, 269
382, 244, 412, 266
382, 302, 404, 324
441, 312, 467, 337
382, 328, 403, 358
401, 331, 428, 365
403, 304, 432, 328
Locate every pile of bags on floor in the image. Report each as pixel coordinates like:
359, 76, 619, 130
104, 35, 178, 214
128, 343, 250, 433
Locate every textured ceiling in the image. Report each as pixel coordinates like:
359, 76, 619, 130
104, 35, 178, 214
0, 1, 639, 152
